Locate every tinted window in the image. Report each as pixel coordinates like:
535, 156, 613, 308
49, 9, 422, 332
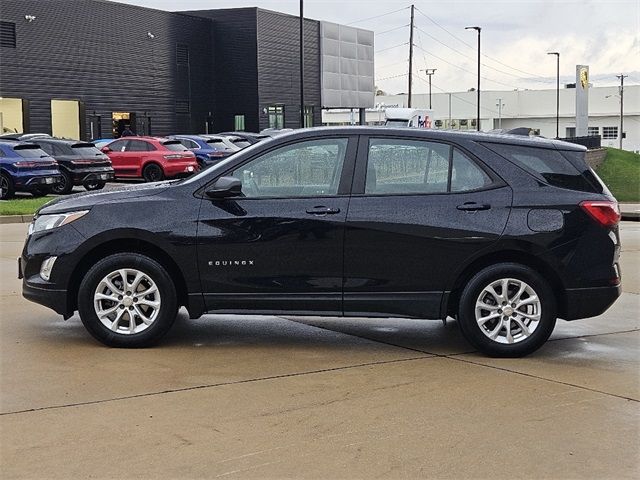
451, 149, 492, 192
163, 141, 187, 152
366, 139, 450, 194
126, 140, 151, 152
38, 143, 55, 155
483, 143, 597, 192
231, 138, 348, 198
108, 140, 127, 152
230, 138, 251, 149
72, 145, 103, 157
206, 139, 230, 151
177, 139, 199, 149
14, 146, 49, 158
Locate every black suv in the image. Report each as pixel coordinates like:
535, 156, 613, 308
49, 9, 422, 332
35, 138, 114, 194
19, 127, 621, 356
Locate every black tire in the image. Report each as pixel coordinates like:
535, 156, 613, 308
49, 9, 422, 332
142, 163, 164, 182
77, 253, 178, 347
51, 171, 74, 195
457, 263, 556, 357
84, 181, 105, 191
1, 173, 15, 200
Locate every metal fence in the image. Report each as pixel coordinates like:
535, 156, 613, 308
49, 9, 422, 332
560, 135, 602, 149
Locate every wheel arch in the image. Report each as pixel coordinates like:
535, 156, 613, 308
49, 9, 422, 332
445, 249, 566, 318
67, 237, 189, 316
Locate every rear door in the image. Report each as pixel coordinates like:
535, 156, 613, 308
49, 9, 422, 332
196, 135, 357, 314
344, 135, 512, 319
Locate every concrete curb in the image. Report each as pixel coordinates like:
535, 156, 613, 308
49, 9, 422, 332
0, 215, 33, 225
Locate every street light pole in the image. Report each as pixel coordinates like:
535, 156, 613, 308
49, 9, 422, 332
465, 26, 481, 131
496, 98, 504, 129
547, 52, 560, 138
422, 68, 437, 109
616, 74, 627, 150
408, 4, 415, 108
299, 0, 305, 128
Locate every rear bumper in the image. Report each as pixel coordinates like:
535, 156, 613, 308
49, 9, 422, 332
70, 168, 114, 185
562, 285, 622, 320
164, 162, 198, 177
17, 174, 63, 189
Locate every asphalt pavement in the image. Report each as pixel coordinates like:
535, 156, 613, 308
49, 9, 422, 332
0, 222, 638, 479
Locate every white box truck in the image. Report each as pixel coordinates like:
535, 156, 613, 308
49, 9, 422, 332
384, 108, 434, 128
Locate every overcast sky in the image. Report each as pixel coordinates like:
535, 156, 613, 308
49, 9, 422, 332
116, 0, 639, 94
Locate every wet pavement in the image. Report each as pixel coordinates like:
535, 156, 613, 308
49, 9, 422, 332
1, 222, 638, 479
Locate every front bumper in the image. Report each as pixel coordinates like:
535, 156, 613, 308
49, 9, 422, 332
562, 284, 622, 320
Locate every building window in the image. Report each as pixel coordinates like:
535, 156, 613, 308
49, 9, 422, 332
234, 115, 245, 131
0, 21, 16, 48
602, 127, 618, 139
588, 127, 599, 136
268, 105, 285, 129
303, 106, 314, 128
176, 44, 189, 65
565, 127, 576, 138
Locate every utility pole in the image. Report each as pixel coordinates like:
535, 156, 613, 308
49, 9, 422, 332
408, 4, 415, 108
299, 0, 305, 128
465, 26, 481, 130
496, 98, 504, 129
616, 74, 627, 149
423, 68, 436, 109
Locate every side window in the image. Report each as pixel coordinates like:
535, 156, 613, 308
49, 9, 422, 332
178, 139, 198, 149
231, 138, 348, 198
126, 140, 149, 152
451, 149, 492, 192
108, 140, 127, 152
365, 139, 450, 194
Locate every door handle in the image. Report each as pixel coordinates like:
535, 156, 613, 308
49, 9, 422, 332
306, 206, 341, 215
456, 202, 491, 212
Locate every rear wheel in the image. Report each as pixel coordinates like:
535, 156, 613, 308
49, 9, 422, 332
77, 253, 178, 347
1, 173, 15, 200
84, 181, 105, 191
457, 263, 556, 357
51, 171, 73, 195
30, 187, 48, 197
142, 164, 164, 182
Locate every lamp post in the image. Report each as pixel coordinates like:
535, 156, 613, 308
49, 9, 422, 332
496, 98, 504, 129
465, 26, 481, 131
299, 0, 305, 128
422, 68, 437, 109
547, 52, 560, 138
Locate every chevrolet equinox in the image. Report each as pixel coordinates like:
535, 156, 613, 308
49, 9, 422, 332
19, 127, 622, 357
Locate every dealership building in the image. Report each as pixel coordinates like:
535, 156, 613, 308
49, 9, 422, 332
0, 0, 374, 139
324, 85, 640, 152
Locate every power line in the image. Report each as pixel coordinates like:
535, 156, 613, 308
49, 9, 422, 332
414, 6, 549, 81
376, 59, 409, 71
347, 6, 410, 26
376, 73, 409, 82
414, 73, 501, 116
376, 24, 410, 36
376, 42, 409, 54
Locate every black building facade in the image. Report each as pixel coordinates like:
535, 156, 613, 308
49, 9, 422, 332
0, 0, 323, 139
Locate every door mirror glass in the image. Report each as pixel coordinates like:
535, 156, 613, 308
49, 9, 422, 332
206, 176, 243, 198
101, 146, 111, 153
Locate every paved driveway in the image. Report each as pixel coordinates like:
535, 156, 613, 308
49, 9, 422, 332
1, 222, 638, 479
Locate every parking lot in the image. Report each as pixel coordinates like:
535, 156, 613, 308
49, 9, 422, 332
1, 221, 638, 478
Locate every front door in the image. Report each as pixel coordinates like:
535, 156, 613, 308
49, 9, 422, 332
344, 136, 512, 319
103, 139, 128, 176
197, 136, 357, 314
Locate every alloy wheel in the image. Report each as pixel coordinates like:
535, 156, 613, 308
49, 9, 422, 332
93, 268, 161, 335
474, 278, 541, 344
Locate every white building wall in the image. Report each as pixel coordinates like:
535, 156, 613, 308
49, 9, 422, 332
323, 85, 639, 152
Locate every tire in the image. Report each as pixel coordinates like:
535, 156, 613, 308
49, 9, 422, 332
77, 253, 178, 347
457, 263, 556, 357
51, 171, 74, 195
1, 173, 15, 200
142, 163, 164, 182
84, 181, 105, 191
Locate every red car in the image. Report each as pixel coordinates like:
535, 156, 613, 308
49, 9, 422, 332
101, 137, 199, 182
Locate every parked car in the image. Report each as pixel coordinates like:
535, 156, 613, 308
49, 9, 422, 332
0, 141, 62, 199
260, 128, 294, 137
20, 127, 621, 356
0, 133, 52, 141
198, 134, 244, 153
92, 139, 114, 149
219, 131, 270, 145
101, 136, 198, 182
168, 135, 235, 168
35, 138, 114, 194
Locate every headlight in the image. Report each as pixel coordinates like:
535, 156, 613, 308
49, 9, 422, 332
29, 210, 89, 235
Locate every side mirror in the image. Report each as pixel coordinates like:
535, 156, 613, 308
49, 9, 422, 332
101, 146, 111, 153
205, 176, 242, 198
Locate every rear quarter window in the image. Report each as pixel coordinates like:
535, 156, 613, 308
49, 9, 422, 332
162, 142, 187, 152
482, 143, 598, 192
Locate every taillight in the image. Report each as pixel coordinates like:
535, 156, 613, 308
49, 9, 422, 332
14, 161, 57, 168
70, 159, 96, 165
580, 200, 620, 227
163, 154, 183, 159
207, 152, 227, 158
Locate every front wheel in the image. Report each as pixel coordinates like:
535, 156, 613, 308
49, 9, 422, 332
142, 163, 164, 182
457, 263, 556, 357
77, 253, 178, 347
